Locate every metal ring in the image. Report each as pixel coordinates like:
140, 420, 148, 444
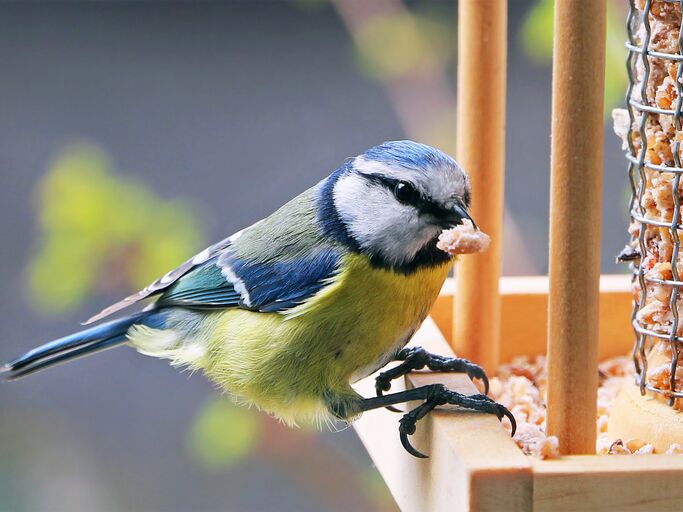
630, 99, 677, 116
638, 376, 683, 400
633, 318, 683, 343
626, 153, 683, 174
626, 42, 683, 62
630, 209, 681, 229
631, 268, 683, 287
635, 372, 683, 399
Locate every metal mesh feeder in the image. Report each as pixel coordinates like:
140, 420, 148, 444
621, 0, 683, 406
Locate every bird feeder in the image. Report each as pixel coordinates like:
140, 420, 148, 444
608, 0, 683, 451
352, 1, 683, 510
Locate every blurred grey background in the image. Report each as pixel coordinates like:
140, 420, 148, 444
0, 1, 627, 511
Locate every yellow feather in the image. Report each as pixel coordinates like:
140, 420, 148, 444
182, 253, 451, 425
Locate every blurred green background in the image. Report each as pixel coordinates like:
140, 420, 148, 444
1, 1, 628, 511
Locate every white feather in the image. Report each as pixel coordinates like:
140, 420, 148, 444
159, 272, 175, 285
173, 341, 207, 367
221, 260, 252, 307
127, 325, 180, 356
191, 248, 212, 265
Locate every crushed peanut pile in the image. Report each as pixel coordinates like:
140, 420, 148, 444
612, 0, 683, 402
437, 220, 490, 256
490, 354, 683, 459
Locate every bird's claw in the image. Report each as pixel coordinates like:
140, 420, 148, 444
375, 373, 403, 412
460, 362, 489, 395
375, 373, 392, 393
465, 393, 517, 436
399, 415, 427, 458
373, 348, 491, 409
397, 385, 516, 459
426, 353, 489, 395
499, 404, 517, 435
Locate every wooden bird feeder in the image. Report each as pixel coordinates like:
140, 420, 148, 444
353, 1, 683, 510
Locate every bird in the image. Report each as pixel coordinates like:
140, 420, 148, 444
2, 140, 514, 458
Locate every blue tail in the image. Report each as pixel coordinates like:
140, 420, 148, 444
2, 311, 152, 380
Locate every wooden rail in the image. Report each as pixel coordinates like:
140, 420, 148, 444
353, 284, 683, 512
546, 0, 606, 455
432, 276, 632, 363
454, 0, 507, 374
353, 317, 532, 512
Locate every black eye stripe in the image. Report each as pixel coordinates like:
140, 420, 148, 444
361, 173, 456, 218
362, 173, 400, 189
362, 173, 424, 204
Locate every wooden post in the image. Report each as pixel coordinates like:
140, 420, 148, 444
454, 0, 507, 373
546, 0, 605, 455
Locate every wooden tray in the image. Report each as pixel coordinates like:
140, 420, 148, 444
353, 276, 683, 512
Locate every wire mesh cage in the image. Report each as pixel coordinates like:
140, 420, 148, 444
624, 0, 683, 406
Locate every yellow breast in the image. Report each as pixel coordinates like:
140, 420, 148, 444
203, 252, 451, 424
286, 253, 451, 381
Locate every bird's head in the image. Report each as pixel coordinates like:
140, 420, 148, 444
319, 140, 474, 272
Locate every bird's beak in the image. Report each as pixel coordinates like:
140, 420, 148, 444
450, 204, 478, 231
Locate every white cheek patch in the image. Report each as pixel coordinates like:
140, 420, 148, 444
333, 174, 382, 245
333, 174, 440, 266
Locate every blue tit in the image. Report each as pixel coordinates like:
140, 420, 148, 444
3, 140, 514, 458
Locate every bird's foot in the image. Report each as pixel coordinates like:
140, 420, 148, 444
397, 384, 515, 458
375, 346, 489, 412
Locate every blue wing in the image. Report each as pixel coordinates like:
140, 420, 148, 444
84, 234, 236, 324
154, 247, 341, 313
154, 260, 242, 309
84, 184, 337, 321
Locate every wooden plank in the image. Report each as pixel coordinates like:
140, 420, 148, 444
533, 455, 683, 512
354, 278, 683, 512
352, 318, 532, 512
546, 0, 606, 455
354, 300, 683, 512
454, 0, 507, 374
431, 276, 632, 363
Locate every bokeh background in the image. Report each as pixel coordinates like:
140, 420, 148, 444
0, 1, 629, 511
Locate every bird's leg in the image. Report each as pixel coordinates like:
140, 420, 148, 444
375, 346, 489, 412
354, 383, 515, 458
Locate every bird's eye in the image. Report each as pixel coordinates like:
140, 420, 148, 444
394, 181, 418, 204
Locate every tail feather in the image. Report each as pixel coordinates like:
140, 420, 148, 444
3, 311, 149, 380
4, 337, 126, 380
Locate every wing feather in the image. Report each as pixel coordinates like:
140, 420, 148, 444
84, 233, 341, 321
83, 232, 240, 324
154, 247, 341, 313
84, 186, 338, 322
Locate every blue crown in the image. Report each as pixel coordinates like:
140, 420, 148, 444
361, 140, 454, 170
